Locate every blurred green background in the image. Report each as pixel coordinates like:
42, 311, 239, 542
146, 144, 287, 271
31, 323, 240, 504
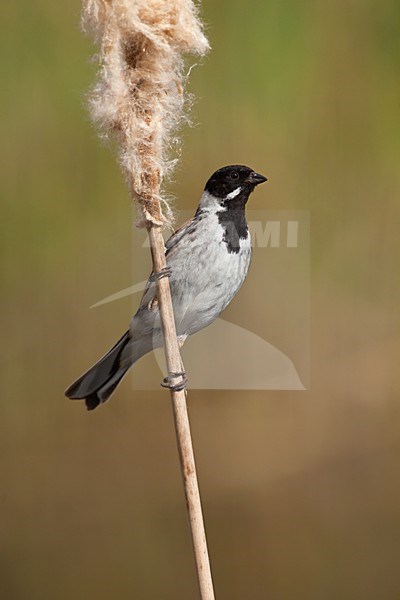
1, 0, 400, 598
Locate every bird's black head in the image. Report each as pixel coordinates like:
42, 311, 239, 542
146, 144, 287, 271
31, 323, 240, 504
204, 165, 267, 200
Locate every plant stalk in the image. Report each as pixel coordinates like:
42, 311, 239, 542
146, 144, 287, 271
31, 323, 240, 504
147, 224, 215, 600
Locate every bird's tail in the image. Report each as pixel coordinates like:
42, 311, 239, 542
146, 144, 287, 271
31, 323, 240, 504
65, 331, 132, 411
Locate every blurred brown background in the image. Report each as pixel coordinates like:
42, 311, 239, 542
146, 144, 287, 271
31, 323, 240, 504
1, 1, 400, 598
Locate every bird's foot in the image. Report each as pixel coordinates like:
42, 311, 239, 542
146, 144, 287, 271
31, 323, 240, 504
150, 267, 172, 282
161, 371, 187, 392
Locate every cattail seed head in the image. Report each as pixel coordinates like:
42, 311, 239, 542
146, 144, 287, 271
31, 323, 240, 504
82, 0, 209, 226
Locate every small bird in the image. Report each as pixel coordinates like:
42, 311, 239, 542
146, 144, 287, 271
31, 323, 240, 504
65, 165, 267, 410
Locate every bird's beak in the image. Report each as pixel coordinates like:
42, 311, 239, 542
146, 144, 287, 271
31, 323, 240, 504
247, 171, 268, 186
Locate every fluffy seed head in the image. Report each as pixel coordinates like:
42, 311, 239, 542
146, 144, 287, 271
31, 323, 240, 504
82, 0, 209, 225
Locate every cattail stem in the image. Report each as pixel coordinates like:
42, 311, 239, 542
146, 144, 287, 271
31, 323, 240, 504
147, 224, 215, 599
171, 392, 215, 599
81, 0, 214, 595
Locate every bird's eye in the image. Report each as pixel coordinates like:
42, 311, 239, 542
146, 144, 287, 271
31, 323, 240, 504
230, 171, 239, 180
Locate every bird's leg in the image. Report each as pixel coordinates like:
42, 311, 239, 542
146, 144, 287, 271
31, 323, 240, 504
161, 335, 187, 391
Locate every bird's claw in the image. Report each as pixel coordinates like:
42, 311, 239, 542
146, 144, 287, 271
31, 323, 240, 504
161, 371, 187, 391
150, 267, 172, 282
